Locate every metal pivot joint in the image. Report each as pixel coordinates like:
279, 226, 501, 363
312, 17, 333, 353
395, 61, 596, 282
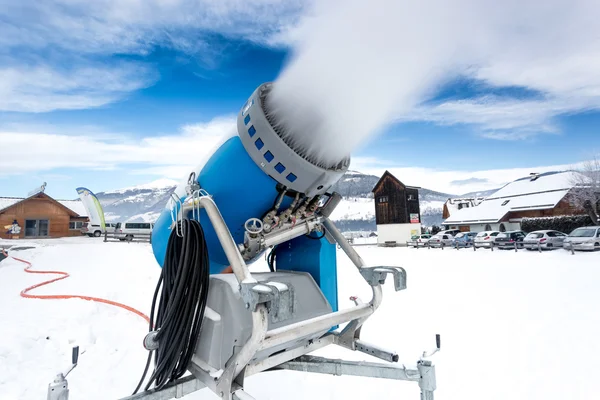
240, 282, 295, 323
360, 266, 407, 292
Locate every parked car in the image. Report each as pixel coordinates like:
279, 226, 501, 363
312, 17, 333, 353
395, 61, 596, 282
453, 232, 477, 247
81, 222, 103, 237
563, 226, 600, 251
115, 222, 154, 241
493, 231, 527, 249
409, 234, 432, 247
428, 233, 455, 247
439, 229, 461, 237
474, 231, 500, 248
523, 230, 568, 250
81, 222, 119, 237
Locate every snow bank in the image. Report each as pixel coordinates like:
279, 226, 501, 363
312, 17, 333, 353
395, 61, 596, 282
1, 237, 599, 400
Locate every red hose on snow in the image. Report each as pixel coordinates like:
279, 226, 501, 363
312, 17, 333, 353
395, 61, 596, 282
2, 249, 150, 324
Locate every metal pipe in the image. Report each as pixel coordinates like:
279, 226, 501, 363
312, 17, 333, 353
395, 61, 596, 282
232, 305, 270, 379
323, 218, 366, 269
263, 217, 322, 248
277, 355, 421, 382
179, 197, 253, 283
259, 303, 373, 351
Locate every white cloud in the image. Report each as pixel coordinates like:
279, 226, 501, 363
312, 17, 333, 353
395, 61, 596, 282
0, 63, 157, 112
0, 0, 307, 112
0, 0, 307, 54
0, 115, 236, 176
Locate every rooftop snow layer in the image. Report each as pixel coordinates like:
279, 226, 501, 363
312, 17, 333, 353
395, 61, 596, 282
58, 200, 87, 216
488, 171, 577, 199
444, 171, 580, 224
0, 197, 87, 216
0, 197, 21, 212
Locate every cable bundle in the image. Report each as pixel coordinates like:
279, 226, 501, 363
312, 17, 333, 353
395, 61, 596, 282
133, 218, 210, 394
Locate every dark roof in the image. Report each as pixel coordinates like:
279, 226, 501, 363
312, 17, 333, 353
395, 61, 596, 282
372, 170, 420, 193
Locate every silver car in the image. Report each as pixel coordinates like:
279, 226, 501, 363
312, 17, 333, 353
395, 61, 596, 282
474, 231, 500, 248
563, 226, 600, 251
428, 233, 454, 248
523, 230, 567, 250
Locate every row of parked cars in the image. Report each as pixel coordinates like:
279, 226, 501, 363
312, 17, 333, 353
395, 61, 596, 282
81, 222, 154, 240
410, 226, 600, 251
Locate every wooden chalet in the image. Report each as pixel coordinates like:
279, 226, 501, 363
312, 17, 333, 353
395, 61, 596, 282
372, 171, 421, 245
0, 192, 88, 239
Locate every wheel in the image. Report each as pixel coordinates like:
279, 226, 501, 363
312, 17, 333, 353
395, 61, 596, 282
595, 243, 600, 251
126, 234, 134, 241
93, 231, 101, 237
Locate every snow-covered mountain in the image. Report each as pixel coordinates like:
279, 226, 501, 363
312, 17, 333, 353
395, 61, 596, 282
96, 173, 497, 231
96, 179, 178, 223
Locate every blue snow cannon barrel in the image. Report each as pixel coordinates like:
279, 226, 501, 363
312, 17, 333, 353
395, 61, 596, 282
151, 82, 349, 309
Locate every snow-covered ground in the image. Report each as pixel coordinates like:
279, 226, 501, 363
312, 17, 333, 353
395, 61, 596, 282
1, 238, 599, 400
329, 197, 374, 221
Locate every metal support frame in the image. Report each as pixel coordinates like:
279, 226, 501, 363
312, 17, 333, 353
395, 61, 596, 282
118, 197, 436, 400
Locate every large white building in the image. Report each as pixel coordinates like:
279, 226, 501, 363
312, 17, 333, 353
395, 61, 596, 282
443, 171, 585, 232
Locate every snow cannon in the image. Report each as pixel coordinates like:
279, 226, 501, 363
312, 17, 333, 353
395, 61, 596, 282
131, 83, 438, 400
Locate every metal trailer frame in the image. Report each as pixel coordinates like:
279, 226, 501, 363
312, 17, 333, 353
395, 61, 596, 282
80, 194, 437, 400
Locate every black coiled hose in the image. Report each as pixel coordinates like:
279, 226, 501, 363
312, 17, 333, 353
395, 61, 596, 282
133, 218, 210, 394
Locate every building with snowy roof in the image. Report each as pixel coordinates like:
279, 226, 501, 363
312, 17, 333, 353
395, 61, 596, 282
442, 197, 486, 220
0, 188, 88, 239
442, 171, 586, 233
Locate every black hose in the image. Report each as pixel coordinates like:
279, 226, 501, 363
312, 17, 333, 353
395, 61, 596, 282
305, 231, 326, 240
267, 245, 277, 272
132, 218, 210, 394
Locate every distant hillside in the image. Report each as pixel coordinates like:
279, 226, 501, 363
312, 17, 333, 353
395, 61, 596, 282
96, 172, 496, 231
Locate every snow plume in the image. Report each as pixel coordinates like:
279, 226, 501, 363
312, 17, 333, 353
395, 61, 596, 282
268, 0, 599, 167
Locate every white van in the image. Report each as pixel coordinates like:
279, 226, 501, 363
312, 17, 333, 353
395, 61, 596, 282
115, 222, 154, 240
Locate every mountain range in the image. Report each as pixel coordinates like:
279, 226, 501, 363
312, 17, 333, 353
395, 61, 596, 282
94, 172, 498, 232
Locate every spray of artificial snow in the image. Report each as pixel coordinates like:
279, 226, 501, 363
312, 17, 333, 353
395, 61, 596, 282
267, 0, 597, 168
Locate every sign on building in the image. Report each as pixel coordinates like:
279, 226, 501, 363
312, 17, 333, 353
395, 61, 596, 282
410, 213, 420, 223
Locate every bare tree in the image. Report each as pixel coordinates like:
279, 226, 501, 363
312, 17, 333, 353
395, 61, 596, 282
569, 156, 600, 224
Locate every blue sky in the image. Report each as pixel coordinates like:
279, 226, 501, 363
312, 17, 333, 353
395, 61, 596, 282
1, 0, 598, 199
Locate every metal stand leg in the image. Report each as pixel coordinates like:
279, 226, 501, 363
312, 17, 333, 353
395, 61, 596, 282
273, 355, 436, 399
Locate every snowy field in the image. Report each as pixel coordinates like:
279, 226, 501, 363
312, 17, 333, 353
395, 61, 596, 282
1, 237, 599, 400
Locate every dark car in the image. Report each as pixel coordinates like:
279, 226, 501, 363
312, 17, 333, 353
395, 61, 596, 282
494, 231, 527, 249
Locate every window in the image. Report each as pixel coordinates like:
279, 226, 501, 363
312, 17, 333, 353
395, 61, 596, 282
501, 200, 510, 206
378, 196, 388, 203
527, 233, 544, 239
499, 223, 506, 232
25, 219, 49, 237
69, 221, 84, 230
125, 223, 151, 229
569, 228, 596, 237
485, 224, 492, 231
